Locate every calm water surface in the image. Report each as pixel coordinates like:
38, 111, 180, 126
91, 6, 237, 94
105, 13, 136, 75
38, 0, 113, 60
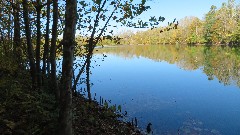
78, 45, 240, 135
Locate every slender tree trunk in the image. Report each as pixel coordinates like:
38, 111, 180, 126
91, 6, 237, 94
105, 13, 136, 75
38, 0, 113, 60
13, 3, 21, 55
0, 28, 3, 45
0, 29, 6, 53
50, 0, 59, 99
86, 54, 92, 101
59, 0, 77, 134
47, 54, 50, 74
22, 0, 37, 88
7, 13, 11, 42
13, 3, 21, 63
72, 59, 87, 93
42, 0, 50, 84
36, 0, 42, 87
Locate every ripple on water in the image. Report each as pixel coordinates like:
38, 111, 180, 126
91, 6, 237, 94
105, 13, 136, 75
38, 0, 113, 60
179, 119, 221, 135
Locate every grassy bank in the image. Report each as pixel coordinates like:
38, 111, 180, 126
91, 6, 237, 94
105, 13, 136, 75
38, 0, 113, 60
0, 55, 141, 135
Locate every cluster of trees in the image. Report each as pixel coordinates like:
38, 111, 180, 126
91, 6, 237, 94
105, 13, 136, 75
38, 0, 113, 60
99, 0, 240, 45
0, 0, 72, 134
0, 0, 164, 134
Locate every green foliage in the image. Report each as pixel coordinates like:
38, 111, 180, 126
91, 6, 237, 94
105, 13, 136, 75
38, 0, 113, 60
0, 55, 58, 135
109, 0, 240, 45
0, 77, 58, 135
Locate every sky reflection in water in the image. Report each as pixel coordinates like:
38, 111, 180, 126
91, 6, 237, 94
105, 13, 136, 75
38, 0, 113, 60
78, 45, 240, 135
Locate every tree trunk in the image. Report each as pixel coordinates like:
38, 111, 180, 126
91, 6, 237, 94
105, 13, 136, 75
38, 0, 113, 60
0, 28, 4, 49
86, 54, 92, 101
22, 0, 37, 88
59, 0, 77, 134
36, 0, 42, 88
13, 2, 21, 64
50, 0, 59, 99
42, 0, 50, 84
7, 13, 11, 44
72, 59, 87, 93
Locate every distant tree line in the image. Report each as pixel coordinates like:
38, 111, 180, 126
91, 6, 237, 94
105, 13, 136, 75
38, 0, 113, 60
130, 0, 240, 45
99, 0, 240, 45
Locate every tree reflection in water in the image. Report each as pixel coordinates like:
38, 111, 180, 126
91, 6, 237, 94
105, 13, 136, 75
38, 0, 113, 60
95, 45, 240, 87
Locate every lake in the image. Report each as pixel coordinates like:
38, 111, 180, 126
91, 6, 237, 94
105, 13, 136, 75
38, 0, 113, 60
77, 45, 240, 135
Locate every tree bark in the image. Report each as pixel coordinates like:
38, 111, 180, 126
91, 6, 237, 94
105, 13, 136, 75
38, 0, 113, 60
86, 54, 92, 101
0, 28, 4, 48
22, 0, 37, 88
50, 0, 59, 99
59, 0, 77, 134
7, 12, 11, 44
36, 0, 42, 88
13, 2, 21, 64
72, 59, 87, 93
42, 0, 50, 84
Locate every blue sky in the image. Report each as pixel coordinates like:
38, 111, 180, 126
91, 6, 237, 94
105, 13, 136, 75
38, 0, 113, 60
139, 0, 240, 25
116, 0, 240, 33
76, 0, 240, 35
